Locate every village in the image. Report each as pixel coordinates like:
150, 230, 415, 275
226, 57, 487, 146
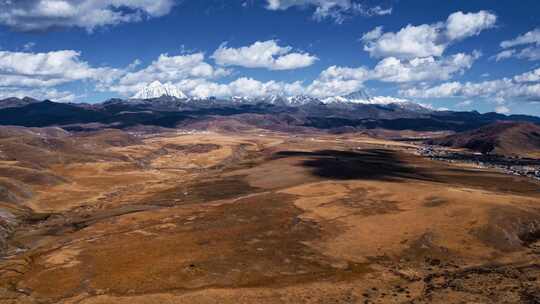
417, 145, 540, 181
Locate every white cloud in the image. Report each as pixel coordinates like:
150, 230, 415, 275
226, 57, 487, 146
133, 64, 370, 99
445, 11, 497, 41
227, 77, 304, 97
103, 51, 311, 99
0, 49, 128, 102
498, 28, 540, 61
400, 69, 540, 103
105, 42, 481, 100
514, 68, 540, 83
515, 46, 540, 61
401, 81, 463, 99
493, 49, 515, 61
265, 0, 391, 23
371, 52, 480, 83
0, 50, 121, 88
107, 52, 230, 95
500, 28, 540, 48
361, 26, 383, 41
169, 77, 305, 99
494, 47, 540, 61
495, 105, 510, 114
0, 0, 176, 32
362, 23, 445, 59
306, 65, 369, 97
212, 40, 317, 70
174, 65, 369, 99
362, 11, 496, 59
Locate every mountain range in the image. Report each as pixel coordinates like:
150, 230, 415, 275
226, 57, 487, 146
1, 81, 540, 133
130, 81, 429, 111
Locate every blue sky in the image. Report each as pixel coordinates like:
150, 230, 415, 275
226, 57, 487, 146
0, 0, 539, 115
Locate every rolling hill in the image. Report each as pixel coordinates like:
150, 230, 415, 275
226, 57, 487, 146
428, 121, 540, 157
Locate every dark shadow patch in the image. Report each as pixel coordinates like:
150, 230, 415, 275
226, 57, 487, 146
162, 143, 221, 154
145, 175, 259, 206
273, 149, 431, 182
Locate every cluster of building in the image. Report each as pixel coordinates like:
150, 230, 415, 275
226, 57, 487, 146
417, 146, 540, 181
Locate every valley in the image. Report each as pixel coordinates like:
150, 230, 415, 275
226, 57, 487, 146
0, 126, 539, 303
2, 2, 540, 303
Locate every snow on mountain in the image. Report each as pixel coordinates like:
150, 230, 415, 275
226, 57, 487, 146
132, 81, 187, 100
286, 95, 321, 105
230, 94, 320, 106
322, 90, 403, 105
130, 83, 429, 112
319, 90, 431, 112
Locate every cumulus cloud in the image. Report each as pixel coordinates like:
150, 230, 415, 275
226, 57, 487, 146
362, 11, 496, 59
106, 47, 480, 99
100, 48, 314, 98
107, 52, 230, 95
362, 24, 444, 59
0, 0, 176, 32
445, 11, 497, 41
0, 49, 130, 102
497, 28, 540, 61
0, 50, 122, 89
212, 40, 317, 70
400, 69, 540, 104
165, 77, 305, 99
265, 0, 392, 23
173, 65, 369, 99
372, 52, 480, 83
306, 65, 369, 97
514, 68, 540, 83
228, 77, 304, 97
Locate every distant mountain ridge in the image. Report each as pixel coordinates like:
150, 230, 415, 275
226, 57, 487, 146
1, 92, 539, 134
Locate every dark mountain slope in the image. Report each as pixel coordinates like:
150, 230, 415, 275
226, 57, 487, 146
428, 122, 540, 157
0, 101, 108, 127
0, 99, 539, 133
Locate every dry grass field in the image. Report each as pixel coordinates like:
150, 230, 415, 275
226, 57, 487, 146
0, 128, 539, 303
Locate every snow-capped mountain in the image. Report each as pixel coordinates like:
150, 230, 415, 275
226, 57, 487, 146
132, 81, 187, 100
320, 90, 432, 112
322, 90, 396, 105
128, 82, 430, 112
286, 95, 321, 106
229, 94, 320, 106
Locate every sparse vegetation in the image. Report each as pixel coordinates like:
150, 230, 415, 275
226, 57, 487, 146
0, 127, 539, 303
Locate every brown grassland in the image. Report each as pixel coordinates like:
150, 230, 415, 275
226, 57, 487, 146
0, 128, 539, 303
